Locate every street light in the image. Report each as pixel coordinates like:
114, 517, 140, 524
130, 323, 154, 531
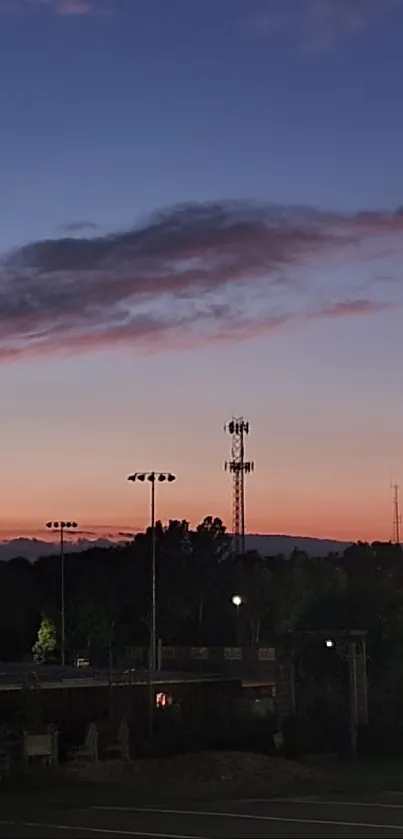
45, 520, 78, 667
127, 473, 176, 672
231, 594, 243, 644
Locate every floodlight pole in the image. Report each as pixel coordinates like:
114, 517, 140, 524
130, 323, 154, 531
45, 521, 78, 667
61, 526, 65, 665
150, 474, 157, 672
127, 471, 176, 751
231, 594, 243, 645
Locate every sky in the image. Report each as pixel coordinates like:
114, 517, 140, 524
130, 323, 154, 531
1, 0, 403, 543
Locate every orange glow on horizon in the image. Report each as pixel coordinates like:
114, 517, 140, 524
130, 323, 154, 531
0, 511, 394, 546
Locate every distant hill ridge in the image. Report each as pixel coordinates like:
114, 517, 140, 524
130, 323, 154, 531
245, 533, 351, 557
0, 533, 351, 561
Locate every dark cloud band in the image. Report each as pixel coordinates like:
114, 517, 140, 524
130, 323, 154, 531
0, 200, 401, 362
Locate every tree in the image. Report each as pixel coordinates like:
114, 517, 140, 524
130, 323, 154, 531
0, 557, 38, 660
235, 552, 274, 645
191, 517, 232, 641
70, 598, 115, 651
32, 615, 57, 663
194, 516, 231, 562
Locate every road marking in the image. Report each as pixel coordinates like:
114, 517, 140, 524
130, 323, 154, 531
236, 798, 403, 810
239, 797, 403, 810
92, 805, 403, 831
0, 821, 206, 839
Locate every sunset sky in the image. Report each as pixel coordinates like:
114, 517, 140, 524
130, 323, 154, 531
1, 0, 403, 542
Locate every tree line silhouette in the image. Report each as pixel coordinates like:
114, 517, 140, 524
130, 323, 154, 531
1, 517, 403, 694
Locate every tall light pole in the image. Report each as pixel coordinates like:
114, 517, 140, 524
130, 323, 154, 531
45, 521, 78, 667
231, 594, 243, 645
127, 472, 176, 672
127, 472, 176, 753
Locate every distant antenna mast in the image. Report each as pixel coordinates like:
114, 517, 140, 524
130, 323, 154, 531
392, 483, 401, 545
224, 417, 254, 556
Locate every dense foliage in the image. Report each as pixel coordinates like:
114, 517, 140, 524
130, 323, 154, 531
1, 519, 402, 672
2, 519, 403, 751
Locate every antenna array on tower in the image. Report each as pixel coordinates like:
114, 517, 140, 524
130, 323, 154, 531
224, 417, 255, 556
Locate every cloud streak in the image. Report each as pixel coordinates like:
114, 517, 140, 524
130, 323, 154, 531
249, 0, 403, 49
0, 199, 402, 363
0, 0, 111, 16
58, 220, 99, 234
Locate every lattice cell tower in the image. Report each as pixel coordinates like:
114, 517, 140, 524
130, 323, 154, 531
392, 483, 401, 545
224, 417, 254, 556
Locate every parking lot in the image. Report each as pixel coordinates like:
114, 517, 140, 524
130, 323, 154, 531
2, 798, 403, 836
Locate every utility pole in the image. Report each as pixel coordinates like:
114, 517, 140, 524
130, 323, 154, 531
392, 483, 401, 545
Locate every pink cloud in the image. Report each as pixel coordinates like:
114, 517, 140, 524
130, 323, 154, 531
1, 200, 403, 363
56, 0, 91, 15
0, 0, 111, 16
248, 0, 403, 49
313, 299, 395, 319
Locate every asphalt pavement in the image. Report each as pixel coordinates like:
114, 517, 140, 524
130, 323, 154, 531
2, 797, 403, 836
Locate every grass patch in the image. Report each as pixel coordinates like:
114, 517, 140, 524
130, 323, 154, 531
2, 754, 403, 815
312, 757, 403, 797
0, 752, 317, 813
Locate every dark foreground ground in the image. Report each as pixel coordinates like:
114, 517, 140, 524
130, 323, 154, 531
2, 798, 403, 837
3, 758, 403, 837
